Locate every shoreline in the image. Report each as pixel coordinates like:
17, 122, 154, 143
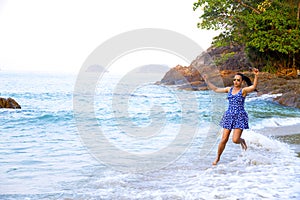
253, 124, 300, 157
253, 123, 300, 137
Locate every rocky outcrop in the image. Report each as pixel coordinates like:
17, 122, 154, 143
159, 64, 238, 91
158, 45, 300, 108
206, 45, 252, 71
275, 91, 300, 108
159, 65, 300, 108
160, 65, 201, 85
0, 97, 21, 109
257, 76, 300, 108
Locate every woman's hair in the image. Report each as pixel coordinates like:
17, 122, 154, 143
236, 72, 258, 92
236, 73, 252, 87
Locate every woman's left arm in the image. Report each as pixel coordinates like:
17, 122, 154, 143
243, 68, 259, 94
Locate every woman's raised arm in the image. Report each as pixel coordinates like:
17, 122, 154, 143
203, 75, 230, 93
243, 68, 259, 94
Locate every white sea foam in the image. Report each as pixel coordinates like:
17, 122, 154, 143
175, 130, 300, 199
58, 130, 300, 200
246, 93, 283, 102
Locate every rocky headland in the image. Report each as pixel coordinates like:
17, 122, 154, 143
157, 46, 300, 109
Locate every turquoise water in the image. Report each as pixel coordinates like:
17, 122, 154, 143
1, 71, 300, 199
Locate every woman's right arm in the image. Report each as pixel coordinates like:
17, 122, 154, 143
203, 75, 229, 93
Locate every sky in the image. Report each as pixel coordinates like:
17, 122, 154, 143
0, 0, 219, 73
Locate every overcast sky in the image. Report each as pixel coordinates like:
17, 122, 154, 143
0, 0, 218, 73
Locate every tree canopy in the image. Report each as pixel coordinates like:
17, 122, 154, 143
193, 0, 300, 73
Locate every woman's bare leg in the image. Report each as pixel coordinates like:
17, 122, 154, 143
213, 128, 231, 165
232, 129, 247, 150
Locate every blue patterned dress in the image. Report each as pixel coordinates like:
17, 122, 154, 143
220, 87, 249, 130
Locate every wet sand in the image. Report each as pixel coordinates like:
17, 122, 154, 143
253, 124, 300, 157
254, 124, 300, 137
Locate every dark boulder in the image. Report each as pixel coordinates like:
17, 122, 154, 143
0, 97, 21, 109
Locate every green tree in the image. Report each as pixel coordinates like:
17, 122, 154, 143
193, 0, 300, 73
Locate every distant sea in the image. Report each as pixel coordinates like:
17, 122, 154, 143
1, 71, 300, 199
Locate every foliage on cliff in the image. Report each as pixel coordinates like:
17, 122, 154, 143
193, 0, 300, 73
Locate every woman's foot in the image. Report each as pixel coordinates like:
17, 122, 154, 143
212, 157, 220, 165
241, 139, 247, 150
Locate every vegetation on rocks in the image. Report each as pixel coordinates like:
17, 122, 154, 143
193, 0, 300, 73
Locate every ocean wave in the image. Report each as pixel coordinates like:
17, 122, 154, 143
1, 109, 74, 126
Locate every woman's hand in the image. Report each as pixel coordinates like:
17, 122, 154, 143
253, 68, 259, 75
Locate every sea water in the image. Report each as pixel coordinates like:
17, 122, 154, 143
0, 71, 300, 199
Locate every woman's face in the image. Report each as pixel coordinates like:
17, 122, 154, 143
233, 75, 243, 87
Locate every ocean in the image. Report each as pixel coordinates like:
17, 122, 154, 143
1, 70, 300, 199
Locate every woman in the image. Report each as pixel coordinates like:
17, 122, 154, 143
203, 68, 259, 165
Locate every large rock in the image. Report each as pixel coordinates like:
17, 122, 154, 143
0, 97, 21, 109
275, 92, 300, 108
160, 65, 201, 85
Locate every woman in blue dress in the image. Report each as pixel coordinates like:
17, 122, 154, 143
203, 68, 259, 165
